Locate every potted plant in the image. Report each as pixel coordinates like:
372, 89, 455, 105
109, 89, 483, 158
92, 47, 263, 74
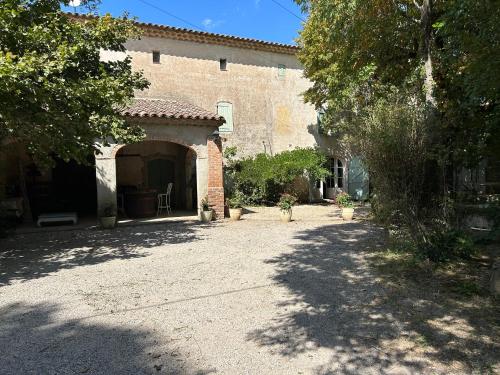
200, 196, 213, 222
99, 204, 117, 229
336, 192, 354, 220
278, 194, 297, 223
227, 190, 244, 221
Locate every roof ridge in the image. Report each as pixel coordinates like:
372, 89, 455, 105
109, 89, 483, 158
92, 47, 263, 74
123, 97, 224, 123
67, 13, 299, 55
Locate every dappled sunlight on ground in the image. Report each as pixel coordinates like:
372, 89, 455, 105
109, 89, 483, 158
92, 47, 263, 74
0, 208, 497, 374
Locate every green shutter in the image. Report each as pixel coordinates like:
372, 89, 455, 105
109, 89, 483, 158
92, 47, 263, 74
217, 102, 233, 133
317, 110, 325, 134
278, 64, 286, 77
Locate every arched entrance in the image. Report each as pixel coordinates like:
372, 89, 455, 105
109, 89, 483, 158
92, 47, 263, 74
94, 97, 226, 221
114, 140, 197, 217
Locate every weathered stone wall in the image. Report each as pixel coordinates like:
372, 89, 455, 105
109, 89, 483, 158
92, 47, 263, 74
103, 36, 337, 158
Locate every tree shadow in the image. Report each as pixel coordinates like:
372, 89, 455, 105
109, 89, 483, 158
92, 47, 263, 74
0, 221, 204, 287
247, 221, 499, 374
0, 301, 215, 375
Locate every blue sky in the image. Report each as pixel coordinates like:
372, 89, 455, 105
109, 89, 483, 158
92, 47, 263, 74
64, 0, 305, 45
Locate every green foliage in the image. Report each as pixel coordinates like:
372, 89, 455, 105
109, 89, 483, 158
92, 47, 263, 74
227, 190, 244, 209
294, 0, 500, 261
295, 0, 499, 166
277, 194, 297, 212
225, 147, 330, 205
200, 196, 210, 211
449, 279, 482, 297
420, 230, 476, 263
435, 0, 500, 165
0, 0, 149, 166
223, 146, 237, 160
335, 192, 353, 208
295, 1, 422, 129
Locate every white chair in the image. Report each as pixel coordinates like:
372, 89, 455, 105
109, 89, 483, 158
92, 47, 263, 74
157, 182, 173, 216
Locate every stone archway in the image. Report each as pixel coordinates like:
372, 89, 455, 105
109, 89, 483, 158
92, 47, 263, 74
95, 118, 224, 220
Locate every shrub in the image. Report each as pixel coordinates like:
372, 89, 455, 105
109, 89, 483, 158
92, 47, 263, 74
336, 192, 353, 208
227, 190, 244, 209
420, 230, 476, 263
201, 196, 210, 211
278, 194, 297, 212
225, 147, 330, 205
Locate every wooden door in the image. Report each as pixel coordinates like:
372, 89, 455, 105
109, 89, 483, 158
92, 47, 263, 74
147, 159, 175, 195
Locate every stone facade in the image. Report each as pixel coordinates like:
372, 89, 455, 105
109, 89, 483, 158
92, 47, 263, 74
102, 35, 338, 159
96, 20, 359, 220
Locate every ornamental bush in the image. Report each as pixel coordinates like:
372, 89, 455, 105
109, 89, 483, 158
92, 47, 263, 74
278, 194, 298, 212
336, 192, 353, 208
224, 147, 330, 205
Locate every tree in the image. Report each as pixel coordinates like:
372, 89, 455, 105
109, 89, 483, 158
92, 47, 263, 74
0, 0, 149, 165
295, 0, 499, 255
435, 0, 500, 165
294, 0, 498, 165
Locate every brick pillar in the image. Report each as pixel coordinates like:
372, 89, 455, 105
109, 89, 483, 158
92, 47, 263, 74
207, 135, 224, 219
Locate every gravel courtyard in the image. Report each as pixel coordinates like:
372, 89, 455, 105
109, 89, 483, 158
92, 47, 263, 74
0, 206, 497, 374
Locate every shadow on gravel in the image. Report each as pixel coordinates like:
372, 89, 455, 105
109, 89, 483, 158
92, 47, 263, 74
0, 302, 215, 375
247, 221, 499, 374
0, 221, 204, 287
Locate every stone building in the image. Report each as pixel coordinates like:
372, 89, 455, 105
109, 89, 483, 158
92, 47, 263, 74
95, 17, 369, 217
0, 16, 369, 223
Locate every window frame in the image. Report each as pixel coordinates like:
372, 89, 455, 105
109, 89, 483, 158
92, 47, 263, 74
325, 158, 344, 189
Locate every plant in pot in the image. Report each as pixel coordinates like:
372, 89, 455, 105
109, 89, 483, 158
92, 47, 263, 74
200, 196, 213, 223
99, 204, 117, 229
278, 193, 297, 223
227, 190, 244, 221
336, 192, 354, 220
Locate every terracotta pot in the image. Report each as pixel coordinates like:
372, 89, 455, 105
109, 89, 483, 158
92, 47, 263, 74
200, 210, 213, 223
341, 207, 354, 221
229, 208, 242, 221
99, 216, 116, 229
280, 209, 292, 223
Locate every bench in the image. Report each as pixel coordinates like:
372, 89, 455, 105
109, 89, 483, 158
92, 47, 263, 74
37, 212, 78, 227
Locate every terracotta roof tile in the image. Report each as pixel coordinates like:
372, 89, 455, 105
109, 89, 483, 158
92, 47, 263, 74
68, 13, 299, 55
122, 97, 223, 123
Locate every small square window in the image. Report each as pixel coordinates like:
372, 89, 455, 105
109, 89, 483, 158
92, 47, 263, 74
219, 58, 227, 71
278, 64, 286, 77
152, 51, 160, 64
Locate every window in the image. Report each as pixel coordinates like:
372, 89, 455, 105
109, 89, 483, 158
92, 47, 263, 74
217, 102, 233, 133
337, 159, 344, 188
152, 51, 160, 64
278, 64, 286, 77
219, 58, 227, 71
326, 159, 335, 188
326, 158, 344, 188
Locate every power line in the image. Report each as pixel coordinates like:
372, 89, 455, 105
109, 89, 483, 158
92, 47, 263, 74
268, 0, 305, 22
136, 0, 203, 31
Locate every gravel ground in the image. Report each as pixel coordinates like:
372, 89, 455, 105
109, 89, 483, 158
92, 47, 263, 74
0, 205, 497, 374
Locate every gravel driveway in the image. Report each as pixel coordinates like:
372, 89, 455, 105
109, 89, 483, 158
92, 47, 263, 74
0, 206, 497, 374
